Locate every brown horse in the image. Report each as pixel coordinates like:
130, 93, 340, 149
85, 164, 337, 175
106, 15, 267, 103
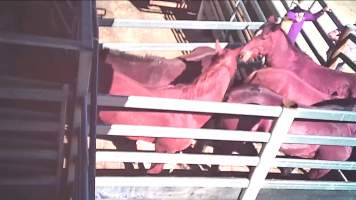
99, 42, 241, 174
219, 84, 355, 179
101, 46, 217, 88
246, 68, 332, 105
240, 17, 356, 102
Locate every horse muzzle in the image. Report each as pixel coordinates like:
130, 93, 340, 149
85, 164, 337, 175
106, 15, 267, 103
239, 51, 266, 67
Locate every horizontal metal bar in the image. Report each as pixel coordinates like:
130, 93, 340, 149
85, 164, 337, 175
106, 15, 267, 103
97, 151, 356, 171
96, 152, 260, 166
296, 108, 356, 122
0, 120, 60, 132
98, 124, 356, 146
0, 87, 67, 102
0, 31, 89, 51
96, 177, 356, 190
0, 150, 58, 161
0, 176, 57, 186
0, 75, 62, 89
96, 177, 250, 188
275, 158, 356, 170
102, 42, 228, 51
99, 95, 356, 122
99, 19, 264, 30
0, 138, 54, 148
0, 163, 54, 173
286, 134, 356, 146
98, 95, 283, 117
97, 124, 270, 142
264, 179, 356, 190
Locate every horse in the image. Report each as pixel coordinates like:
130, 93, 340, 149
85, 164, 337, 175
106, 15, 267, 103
245, 67, 332, 105
239, 16, 356, 102
99, 42, 242, 174
217, 84, 356, 179
100, 46, 217, 88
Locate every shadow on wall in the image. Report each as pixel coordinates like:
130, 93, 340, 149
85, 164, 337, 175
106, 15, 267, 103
128, 0, 214, 52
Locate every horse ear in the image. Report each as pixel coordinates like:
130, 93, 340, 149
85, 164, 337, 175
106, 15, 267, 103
215, 39, 223, 55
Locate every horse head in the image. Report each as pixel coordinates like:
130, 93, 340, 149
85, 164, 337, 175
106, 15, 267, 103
239, 16, 288, 65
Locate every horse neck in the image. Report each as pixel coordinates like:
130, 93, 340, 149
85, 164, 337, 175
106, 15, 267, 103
229, 85, 283, 106
179, 52, 237, 101
268, 31, 302, 68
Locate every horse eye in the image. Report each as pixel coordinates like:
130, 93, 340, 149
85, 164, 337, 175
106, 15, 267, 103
255, 30, 263, 36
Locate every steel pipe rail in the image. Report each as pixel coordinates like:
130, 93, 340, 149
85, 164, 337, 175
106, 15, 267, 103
98, 95, 356, 122
99, 19, 264, 30
97, 94, 283, 117
96, 177, 250, 188
264, 180, 356, 190
286, 134, 356, 146
96, 177, 356, 190
275, 158, 356, 170
296, 107, 356, 122
97, 124, 356, 147
96, 151, 356, 171
102, 42, 228, 51
96, 152, 260, 166
97, 124, 270, 143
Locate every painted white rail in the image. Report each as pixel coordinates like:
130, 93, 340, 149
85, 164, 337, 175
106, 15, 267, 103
97, 94, 356, 199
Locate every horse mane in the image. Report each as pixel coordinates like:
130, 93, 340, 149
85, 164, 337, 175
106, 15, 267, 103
107, 48, 161, 62
312, 98, 356, 111
261, 21, 315, 63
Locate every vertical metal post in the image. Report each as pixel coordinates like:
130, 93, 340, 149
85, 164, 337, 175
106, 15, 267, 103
89, 1, 99, 199
67, 1, 93, 200
249, 0, 266, 22
80, 97, 89, 200
56, 84, 69, 200
239, 108, 297, 200
197, 0, 206, 21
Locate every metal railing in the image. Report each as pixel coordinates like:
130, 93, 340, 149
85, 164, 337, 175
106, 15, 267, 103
96, 95, 356, 200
